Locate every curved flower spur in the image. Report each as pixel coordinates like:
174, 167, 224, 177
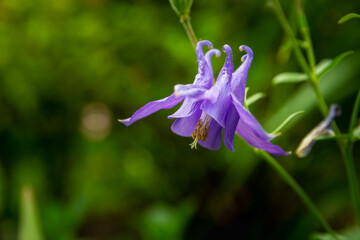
119, 41, 289, 155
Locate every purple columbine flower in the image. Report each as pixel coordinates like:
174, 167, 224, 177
119, 41, 288, 155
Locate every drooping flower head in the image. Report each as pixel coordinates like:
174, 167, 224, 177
119, 41, 289, 156
171, 44, 244, 151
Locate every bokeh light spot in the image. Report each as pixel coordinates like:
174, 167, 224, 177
80, 102, 112, 141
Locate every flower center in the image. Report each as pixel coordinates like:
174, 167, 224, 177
189, 113, 212, 149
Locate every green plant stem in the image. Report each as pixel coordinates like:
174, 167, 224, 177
344, 144, 360, 223
296, 0, 316, 70
256, 150, 338, 238
177, 5, 341, 236
308, 79, 328, 115
345, 90, 360, 222
271, 0, 311, 76
316, 134, 350, 141
298, 0, 360, 224
316, 134, 360, 141
271, 0, 360, 226
180, 15, 198, 50
349, 91, 360, 141
313, 73, 360, 228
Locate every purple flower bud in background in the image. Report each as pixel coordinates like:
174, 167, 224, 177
295, 104, 342, 158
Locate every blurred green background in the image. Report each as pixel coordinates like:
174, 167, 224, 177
0, 0, 360, 239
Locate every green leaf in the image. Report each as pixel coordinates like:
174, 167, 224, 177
316, 51, 354, 78
270, 111, 304, 136
244, 87, 250, 99
312, 227, 360, 240
315, 59, 332, 75
18, 185, 44, 240
244, 88, 266, 110
354, 124, 360, 137
338, 13, 360, 24
247, 92, 266, 106
272, 72, 308, 85
265, 54, 356, 134
243, 87, 250, 109
272, 51, 353, 85
169, 0, 193, 17
311, 232, 347, 240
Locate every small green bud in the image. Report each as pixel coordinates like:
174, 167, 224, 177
169, 0, 193, 17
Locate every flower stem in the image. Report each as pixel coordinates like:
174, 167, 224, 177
271, 0, 360, 226
270, 0, 311, 76
174, 4, 340, 236
349, 90, 360, 141
297, 0, 360, 225
316, 134, 351, 141
312, 76, 360, 228
344, 144, 360, 223
345, 90, 360, 222
308, 79, 328, 115
256, 150, 338, 238
180, 14, 198, 50
295, 0, 316, 70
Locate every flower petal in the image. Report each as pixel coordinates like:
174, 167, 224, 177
119, 93, 184, 126
170, 109, 202, 137
218, 45, 234, 83
200, 45, 234, 127
168, 98, 201, 119
295, 128, 334, 158
223, 104, 240, 152
237, 118, 289, 156
193, 40, 214, 88
198, 119, 223, 150
200, 87, 231, 128
232, 96, 272, 141
205, 49, 221, 84
323, 104, 342, 129
295, 104, 341, 158
231, 45, 253, 104
174, 84, 207, 98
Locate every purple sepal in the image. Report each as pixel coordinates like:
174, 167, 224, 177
231, 45, 253, 104
237, 118, 289, 156
119, 93, 184, 126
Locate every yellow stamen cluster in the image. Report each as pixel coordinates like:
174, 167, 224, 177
192, 118, 210, 141
189, 115, 211, 149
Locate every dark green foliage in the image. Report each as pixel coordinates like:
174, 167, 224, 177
0, 0, 360, 239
